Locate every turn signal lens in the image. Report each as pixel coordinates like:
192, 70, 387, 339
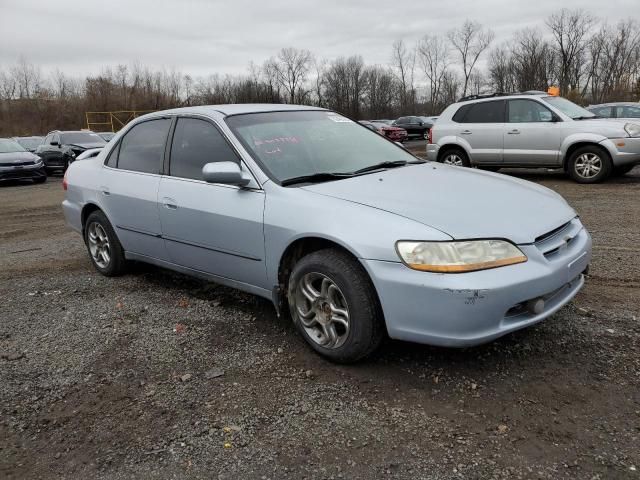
396, 240, 527, 273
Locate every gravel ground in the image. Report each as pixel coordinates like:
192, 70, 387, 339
1, 166, 639, 480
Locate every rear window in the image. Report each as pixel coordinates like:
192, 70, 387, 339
457, 100, 505, 123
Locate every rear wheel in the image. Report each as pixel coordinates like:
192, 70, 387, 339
84, 210, 127, 276
439, 147, 470, 167
567, 145, 612, 183
287, 249, 384, 363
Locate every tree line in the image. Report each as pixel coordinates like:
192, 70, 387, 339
1, 8, 639, 136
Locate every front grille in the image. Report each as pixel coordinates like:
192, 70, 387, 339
0, 161, 35, 167
0, 170, 41, 180
534, 219, 582, 258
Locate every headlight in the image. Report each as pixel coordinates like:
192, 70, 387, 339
624, 123, 640, 137
396, 240, 527, 273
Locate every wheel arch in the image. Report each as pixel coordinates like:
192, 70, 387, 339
274, 235, 377, 316
81, 202, 104, 233
561, 137, 611, 170
437, 142, 470, 163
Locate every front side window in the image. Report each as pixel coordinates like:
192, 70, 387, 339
170, 117, 239, 180
589, 106, 613, 118
226, 111, 417, 183
619, 105, 640, 118
117, 119, 171, 174
461, 100, 505, 123
508, 99, 554, 123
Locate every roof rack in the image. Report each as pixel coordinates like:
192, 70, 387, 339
457, 90, 548, 102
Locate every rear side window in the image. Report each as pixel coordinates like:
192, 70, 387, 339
590, 106, 613, 118
619, 105, 640, 118
457, 100, 505, 123
452, 105, 471, 123
169, 117, 239, 180
117, 119, 171, 174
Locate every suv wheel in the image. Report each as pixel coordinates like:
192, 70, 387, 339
287, 249, 384, 363
84, 211, 127, 276
567, 146, 612, 183
439, 148, 470, 167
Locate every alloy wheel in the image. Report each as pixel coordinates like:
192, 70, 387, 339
293, 272, 350, 349
87, 222, 111, 269
442, 153, 464, 166
574, 152, 602, 179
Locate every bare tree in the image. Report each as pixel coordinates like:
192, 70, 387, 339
268, 47, 313, 104
391, 39, 417, 112
448, 20, 494, 96
546, 9, 596, 94
417, 34, 450, 112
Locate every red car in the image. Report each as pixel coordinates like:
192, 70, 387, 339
359, 121, 408, 142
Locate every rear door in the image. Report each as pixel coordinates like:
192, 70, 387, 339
99, 118, 171, 260
158, 116, 266, 287
503, 99, 561, 166
456, 100, 505, 164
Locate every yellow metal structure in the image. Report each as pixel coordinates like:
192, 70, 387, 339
85, 110, 156, 132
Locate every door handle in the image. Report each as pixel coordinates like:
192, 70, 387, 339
100, 186, 110, 196
460, 130, 472, 135
162, 197, 178, 210
508, 129, 520, 134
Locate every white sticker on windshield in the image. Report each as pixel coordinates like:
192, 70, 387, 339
327, 113, 353, 123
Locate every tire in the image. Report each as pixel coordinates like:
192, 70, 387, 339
439, 147, 471, 167
567, 145, 612, 183
287, 249, 384, 363
612, 164, 636, 177
84, 210, 127, 276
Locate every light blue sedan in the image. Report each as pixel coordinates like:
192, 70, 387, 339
62, 104, 592, 363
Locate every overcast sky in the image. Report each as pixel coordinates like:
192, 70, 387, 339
0, 0, 637, 78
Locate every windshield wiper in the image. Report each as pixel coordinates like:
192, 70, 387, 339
351, 160, 422, 175
281, 172, 354, 186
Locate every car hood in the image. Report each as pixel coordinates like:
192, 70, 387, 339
68, 142, 106, 150
301, 163, 576, 244
0, 151, 40, 162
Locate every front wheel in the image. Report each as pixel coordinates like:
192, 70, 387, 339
567, 146, 612, 183
84, 210, 128, 276
439, 148, 470, 167
287, 249, 384, 363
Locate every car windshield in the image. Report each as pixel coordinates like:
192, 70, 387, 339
543, 96, 596, 120
61, 132, 106, 145
225, 111, 417, 183
15, 137, 43, 149
0, 139, 26, 153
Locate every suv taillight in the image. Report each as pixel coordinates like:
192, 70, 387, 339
427, 128, 433, 144
63, 170, 68, 191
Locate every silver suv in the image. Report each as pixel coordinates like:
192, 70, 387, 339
427, 92, 640, 183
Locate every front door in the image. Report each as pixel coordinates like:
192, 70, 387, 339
158, 116, 266, 288
503, 99, 561, 166
100, 118, 172, 260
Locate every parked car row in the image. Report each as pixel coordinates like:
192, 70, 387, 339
1, 130, 113, 184
64, 104, 592, 363
427, 92, 640, 183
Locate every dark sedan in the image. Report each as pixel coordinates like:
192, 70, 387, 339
392, 116, 431, 139
0, 138, 47, 184
35, 130, 106, 173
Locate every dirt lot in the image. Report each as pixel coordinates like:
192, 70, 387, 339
1, 165, 639, 480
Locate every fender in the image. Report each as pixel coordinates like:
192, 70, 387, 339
560, 133, 609, 166
436, 135, 472, 161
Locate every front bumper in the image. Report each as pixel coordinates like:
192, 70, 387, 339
426, 143, 439, 161
0, 164, 46, 181
601, 137, 640, 167
362, 219, 591, 347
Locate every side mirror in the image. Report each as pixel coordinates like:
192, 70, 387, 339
202, 161, 251, 187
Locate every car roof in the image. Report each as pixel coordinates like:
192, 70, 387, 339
149, 104, 327, 118
588, 102, 640, 107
